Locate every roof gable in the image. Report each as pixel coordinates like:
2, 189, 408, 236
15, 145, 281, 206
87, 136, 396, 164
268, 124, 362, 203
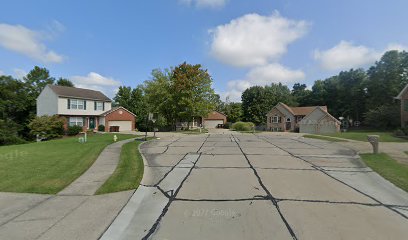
101, 106, 136, 117
395, 84, 408, 99
47, 85, 111, 101
300, 107, 340, 124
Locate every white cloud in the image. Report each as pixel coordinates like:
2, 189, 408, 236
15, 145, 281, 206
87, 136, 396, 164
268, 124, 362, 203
210, 12, 309, 67
13, 68, 27, 79
0, 23, 64, 63
314, 41, 408, 71
221, 64, 305, 102
70, 72, 121, 97
0, 70, 4, 76
180, 0, 228, 9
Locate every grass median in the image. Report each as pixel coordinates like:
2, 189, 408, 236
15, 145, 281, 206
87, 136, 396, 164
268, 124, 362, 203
0, 133, 135, 194
96, 139, 145, 194
324, 130, 407, 142
360, 153, 408, 192
303, 134, 347, 142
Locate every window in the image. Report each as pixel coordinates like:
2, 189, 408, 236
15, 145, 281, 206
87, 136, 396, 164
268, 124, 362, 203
69, 117, 84, 127
405, 99, 408, 112
69, 99, 86, 110
286, 118, 291, 122
96, 102, 104, 111
272, 116, 279, 123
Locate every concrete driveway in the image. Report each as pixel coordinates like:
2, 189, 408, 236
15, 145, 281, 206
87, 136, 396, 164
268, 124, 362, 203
102, 132, 408, 240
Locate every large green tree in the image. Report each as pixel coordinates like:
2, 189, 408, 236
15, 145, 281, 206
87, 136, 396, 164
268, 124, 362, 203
242, 83, 294, 125
170, 62, 217, 129
56, 78, 75, 87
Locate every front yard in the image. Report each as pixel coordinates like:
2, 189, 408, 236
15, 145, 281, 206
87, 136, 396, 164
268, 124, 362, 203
0, 133, 135, 194
324, 130, 407, 142
360, 153, 408, 192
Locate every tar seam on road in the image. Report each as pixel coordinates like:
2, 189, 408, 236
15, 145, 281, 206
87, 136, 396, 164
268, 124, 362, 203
258, 135, 408, 220
232, 134, 299, 240
141, 135, 210, 239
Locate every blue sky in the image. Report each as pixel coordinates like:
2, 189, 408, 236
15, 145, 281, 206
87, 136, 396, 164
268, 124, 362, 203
0, 0, 407, 101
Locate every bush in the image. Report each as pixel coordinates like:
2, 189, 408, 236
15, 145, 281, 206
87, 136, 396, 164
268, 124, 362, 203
231, 121, 255, 131
67, 125, 83, 136
28, 115, 64, 140
394, 129, 405, 137
0, 119, 26, 145
98, 124, 105, 131
364, 104, 400, 129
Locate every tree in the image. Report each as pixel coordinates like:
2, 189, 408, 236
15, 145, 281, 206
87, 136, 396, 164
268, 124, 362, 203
24, 66, 55, 98
291, 83, 312, 106
113, 86, 133, 109
242, 83, 295, 125
144, 69, 176, 128
170, 62, 217, 129
56, 78, 74, 87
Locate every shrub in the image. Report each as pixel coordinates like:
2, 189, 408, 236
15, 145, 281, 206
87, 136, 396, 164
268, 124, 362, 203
0, 119, 26, 145
67, 125, 83, 136
394, 129, 405, 137
364, 104, 400, 129
231, 121, 255, 131
28, 115, 64, 140
98, 124, 105, 131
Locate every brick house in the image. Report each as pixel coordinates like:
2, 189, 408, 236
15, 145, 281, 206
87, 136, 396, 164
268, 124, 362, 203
395, 84, 408, 128
266, 102, 340, 134
37, 85, 136, 132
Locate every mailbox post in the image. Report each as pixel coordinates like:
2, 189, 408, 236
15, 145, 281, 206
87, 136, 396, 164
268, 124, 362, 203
367, 135, 380, 154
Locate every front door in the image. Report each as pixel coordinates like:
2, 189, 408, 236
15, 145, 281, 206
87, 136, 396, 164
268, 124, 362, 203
286, 121, 291, 131
89, 117, 95, 129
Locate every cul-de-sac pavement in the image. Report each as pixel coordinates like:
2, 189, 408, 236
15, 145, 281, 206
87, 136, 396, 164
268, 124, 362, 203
98, 131, 408, 240
1, 131, 408, 240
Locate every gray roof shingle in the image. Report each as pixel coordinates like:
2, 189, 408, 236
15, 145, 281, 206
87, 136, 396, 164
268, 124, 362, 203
48, 85, 111, 101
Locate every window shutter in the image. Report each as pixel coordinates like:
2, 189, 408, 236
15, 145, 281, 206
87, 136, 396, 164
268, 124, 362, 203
103, 102, 105, 111
84, 101, 87, 110
94, 102, 97, 111
67, 99, 70, 109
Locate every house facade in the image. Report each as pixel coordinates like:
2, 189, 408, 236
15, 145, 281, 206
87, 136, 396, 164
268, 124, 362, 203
176, 111, 227, 129
266, 102, 340, 134
37, 85, 136, 132
395, 84, 408, 128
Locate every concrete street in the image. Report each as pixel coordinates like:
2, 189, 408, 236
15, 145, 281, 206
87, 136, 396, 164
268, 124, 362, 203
102, 132, 408, 240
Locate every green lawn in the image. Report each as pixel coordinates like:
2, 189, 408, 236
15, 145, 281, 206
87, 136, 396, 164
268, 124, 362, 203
324, 130, 407, 142
0, 133, 135, 194
303, 134, 347, 142
96, 139, 145, 194
360, 153, 408, 192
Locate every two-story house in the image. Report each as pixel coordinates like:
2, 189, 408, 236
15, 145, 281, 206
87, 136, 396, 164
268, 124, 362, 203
37, 85, 136, 132
266, 102, 340, 134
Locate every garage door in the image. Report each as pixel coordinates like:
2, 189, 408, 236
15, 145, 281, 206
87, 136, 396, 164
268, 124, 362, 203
109, 121, 132, 131
204, 120, 224, 129
299, 124, 317, 134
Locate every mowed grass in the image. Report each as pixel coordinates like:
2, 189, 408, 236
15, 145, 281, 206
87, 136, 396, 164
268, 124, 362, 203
303, 134, 347, 142
0, 133, 135, 194
96, 139, 145, 194
324, 130, 407, 142
360, 153, 408, 192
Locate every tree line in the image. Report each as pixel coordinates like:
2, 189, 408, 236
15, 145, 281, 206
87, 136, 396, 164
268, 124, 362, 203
0, 67, 74, 145
240, 50, 408, 129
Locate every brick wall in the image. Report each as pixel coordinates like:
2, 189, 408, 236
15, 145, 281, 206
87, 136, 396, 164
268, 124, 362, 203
203, 111, 227, 123
266, 108, 285, 131
105, 108, 136, 132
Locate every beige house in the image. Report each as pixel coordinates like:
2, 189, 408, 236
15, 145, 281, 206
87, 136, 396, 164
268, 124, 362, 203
266, 102, 340, 134
37, 85, 136, 132
395, 84, 408, 128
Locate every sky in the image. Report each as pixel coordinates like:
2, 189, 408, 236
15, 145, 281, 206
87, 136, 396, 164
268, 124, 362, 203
0, 0, 407, 101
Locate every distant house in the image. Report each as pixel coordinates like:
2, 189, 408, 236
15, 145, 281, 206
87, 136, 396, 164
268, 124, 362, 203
176, 111, 227, 129
395, 84, 408, 128
37, 85, 136, 132
266, 102, 340, 134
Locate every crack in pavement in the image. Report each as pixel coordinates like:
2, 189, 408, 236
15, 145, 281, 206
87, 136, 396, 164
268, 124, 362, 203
141, 134, 210, 240
257, 135, 408, 220
232, 134, 299, 240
